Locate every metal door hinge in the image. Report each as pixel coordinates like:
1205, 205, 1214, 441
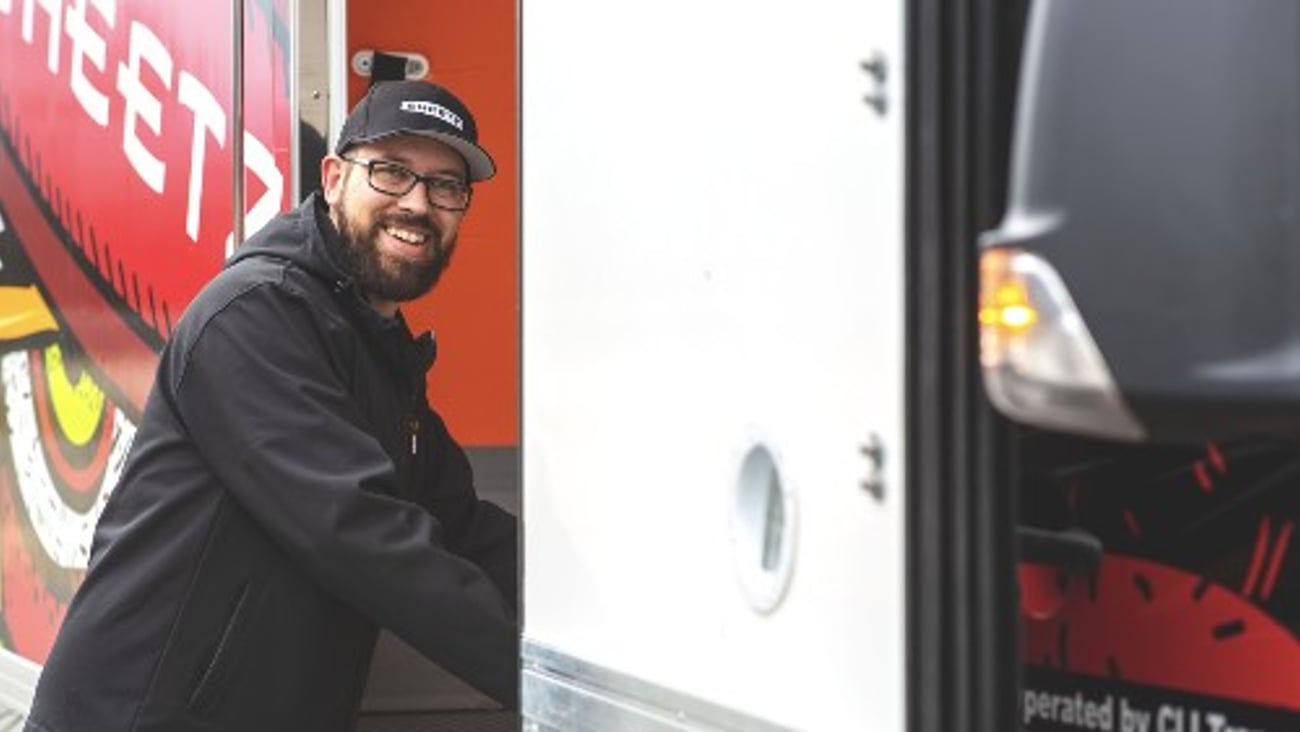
861, 52, 888, 116
860, 433, 886, 501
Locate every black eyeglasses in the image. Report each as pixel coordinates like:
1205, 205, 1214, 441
341, 157, 472, 211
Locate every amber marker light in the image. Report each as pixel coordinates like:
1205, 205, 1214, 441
988, 285, 1038, 330
979, 248, 1039, 369
976, 244, 1144, 441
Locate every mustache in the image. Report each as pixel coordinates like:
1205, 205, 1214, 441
374, 212, 441, 241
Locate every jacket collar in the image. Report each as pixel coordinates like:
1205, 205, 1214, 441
232, 194, 440, 379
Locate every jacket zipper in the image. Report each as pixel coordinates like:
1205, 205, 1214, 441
408, 415, 419, 456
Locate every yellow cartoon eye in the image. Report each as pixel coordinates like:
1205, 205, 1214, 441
45, 345, 106, 448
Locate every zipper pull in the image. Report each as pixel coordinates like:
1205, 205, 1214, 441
408, 416, 419, 456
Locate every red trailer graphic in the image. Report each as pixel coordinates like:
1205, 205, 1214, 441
0, 0, 291, 663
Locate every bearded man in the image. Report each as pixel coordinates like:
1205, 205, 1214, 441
26, 80, 518, 732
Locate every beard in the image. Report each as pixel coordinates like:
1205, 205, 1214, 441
335, 200, 457, 303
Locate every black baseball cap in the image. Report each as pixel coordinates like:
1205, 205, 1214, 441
335, 80, 496, 182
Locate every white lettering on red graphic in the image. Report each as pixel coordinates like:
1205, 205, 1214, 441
116, 20, 172, 195
226, 132, 283, 257
2, 1, 286, 252
179, 71, 226, 243
22, 0, 62, 73
66, 0, 115, 127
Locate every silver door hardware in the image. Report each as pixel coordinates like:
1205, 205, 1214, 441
351, 50, 429, 80
860, 433, 886, 501
861, 52, 888, 116
730, 443, 797, 614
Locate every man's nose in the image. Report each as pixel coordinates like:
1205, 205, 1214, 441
398, 181, 433, 212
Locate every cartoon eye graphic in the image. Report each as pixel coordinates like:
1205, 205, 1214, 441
0, 212, 137, 661
0, 106, 169, 421
0, 106, 165, 664
3, 346, 132, 570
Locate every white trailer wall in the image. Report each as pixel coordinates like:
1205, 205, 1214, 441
522, 2, 907, 728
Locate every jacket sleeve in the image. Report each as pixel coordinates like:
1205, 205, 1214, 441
164, 282, 519, 709
419, 415, 518, 611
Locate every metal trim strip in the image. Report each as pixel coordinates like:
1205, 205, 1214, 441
288, 0, 300, 205
521, 640, 794, 732
231, 0, 246, 247
326, 0, 347, 148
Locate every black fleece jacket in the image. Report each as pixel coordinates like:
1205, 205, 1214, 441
25, 194, 518, 732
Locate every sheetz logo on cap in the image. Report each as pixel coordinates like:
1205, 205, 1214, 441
399, 101, 465, 131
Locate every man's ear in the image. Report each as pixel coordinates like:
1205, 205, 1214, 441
321, 155, 347, 206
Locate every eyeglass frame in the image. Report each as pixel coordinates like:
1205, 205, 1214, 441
339, 156, 474, 212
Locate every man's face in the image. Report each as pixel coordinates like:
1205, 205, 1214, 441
321, 134, 470, 313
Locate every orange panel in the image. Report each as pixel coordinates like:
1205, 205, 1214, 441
348, 1, 517, 446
